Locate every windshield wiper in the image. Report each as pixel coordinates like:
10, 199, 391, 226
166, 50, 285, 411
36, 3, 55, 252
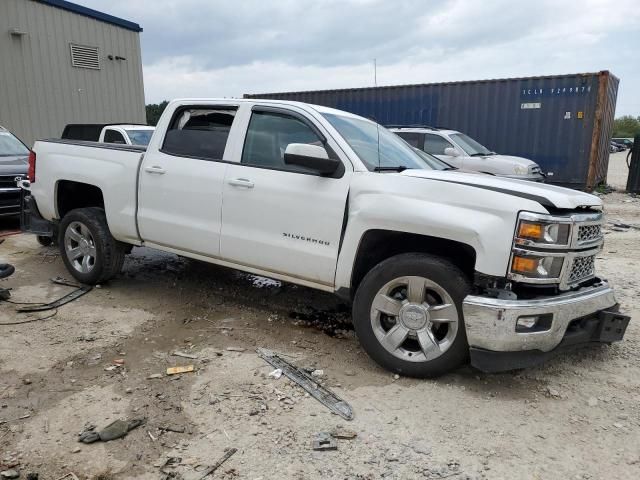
373, 166, 408, 172
470, 152, 491, 157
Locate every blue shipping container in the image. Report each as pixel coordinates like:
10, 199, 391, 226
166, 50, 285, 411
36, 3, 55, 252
246, 71, 618, 189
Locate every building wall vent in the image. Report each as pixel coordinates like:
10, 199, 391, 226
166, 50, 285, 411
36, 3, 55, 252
70, 43, 100, 70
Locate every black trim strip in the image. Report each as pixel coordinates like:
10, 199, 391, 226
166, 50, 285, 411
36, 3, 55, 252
424, 177, 556, 208
38, 138, 146, 153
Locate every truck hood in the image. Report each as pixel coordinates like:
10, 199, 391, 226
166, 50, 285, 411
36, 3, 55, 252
400, 169, 601, 210
0, 155, 28, 176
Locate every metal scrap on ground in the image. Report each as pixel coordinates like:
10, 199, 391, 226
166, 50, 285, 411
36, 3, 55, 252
16, 283, 92, 313
197, 448, 238, 479
256, 348, 354, 421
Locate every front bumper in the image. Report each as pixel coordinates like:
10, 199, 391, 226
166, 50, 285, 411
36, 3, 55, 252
463, 279, 630, 372
500, 173, 546, 182
0, 187, 22, 217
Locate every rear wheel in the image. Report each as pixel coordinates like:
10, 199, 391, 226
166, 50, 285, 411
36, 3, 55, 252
58, 208, 126, 284
352, 253, 470, 378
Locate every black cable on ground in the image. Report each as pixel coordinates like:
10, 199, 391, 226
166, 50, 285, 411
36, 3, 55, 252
0, 309, 58, 326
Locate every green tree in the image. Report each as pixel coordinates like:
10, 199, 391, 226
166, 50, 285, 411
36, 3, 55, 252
612, 115, 640, 138
145, 100, 169, 126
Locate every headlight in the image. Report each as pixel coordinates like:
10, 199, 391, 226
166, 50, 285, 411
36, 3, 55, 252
515, 212, 571, 247
511, 252, 564, 279
513, 165, 528, 175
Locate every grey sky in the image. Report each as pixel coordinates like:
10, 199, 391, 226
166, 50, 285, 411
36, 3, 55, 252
79, 0, 640, 116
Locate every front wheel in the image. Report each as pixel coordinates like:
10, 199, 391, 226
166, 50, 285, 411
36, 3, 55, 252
58, 208, 126, 284
352, 253, 471, 378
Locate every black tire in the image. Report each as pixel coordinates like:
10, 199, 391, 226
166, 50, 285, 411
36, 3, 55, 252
37, 235, 53, 247
352, 253, 471, 378
58, 207, 126, 284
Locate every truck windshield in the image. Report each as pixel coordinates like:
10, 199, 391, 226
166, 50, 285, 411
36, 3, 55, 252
450, 133, 493, 156
0, 131, 29, 156
322, 113, 440, 171
126, 129, 154, 146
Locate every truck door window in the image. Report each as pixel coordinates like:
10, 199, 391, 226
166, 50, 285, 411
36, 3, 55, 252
162, 107, 237, 160
395, 132, 421, 147
104, 129, 126, 144
423, 133, 454, 155
241, 111, 323, 174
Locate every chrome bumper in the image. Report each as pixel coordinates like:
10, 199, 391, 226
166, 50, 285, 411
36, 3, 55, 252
462, 280, 618, 352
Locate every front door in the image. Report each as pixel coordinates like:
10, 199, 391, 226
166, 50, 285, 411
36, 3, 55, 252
220, 107, 351, 286
137, 106, 238, 257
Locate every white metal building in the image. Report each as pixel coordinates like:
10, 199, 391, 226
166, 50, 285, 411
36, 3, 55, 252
0, 0, 146, 146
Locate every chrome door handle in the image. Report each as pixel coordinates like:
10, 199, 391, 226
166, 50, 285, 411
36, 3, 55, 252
144, 166, 166, 174
228, 178, 254, 188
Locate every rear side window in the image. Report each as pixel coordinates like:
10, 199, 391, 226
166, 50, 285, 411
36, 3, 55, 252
103, 129, 126, 144
424, 133, 454, 155
395, 131, 421, 147
241, 111, 323, 173
162, 107, 237, 160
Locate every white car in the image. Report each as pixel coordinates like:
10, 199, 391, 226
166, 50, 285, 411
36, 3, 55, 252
20, 99, 628, 377
391, 126, 544, 181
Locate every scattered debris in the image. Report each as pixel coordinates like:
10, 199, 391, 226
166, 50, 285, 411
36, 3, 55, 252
289, 305, 353, 337
197, 448, 238, 479
330, 426, 357, 439
23, 378, 32, 385
0, 470, 19, 479
16, 281, 92, 313
50, 276, 81, 288
159, 425, 186, 433
78, 418, 145, 443
104, 365, 120, 372
256, 348, 354, 420
226, 347, 246, 352
113, 358, 125, 366
167, 365, 195, 375
311, 369, 324, 377
160, 457, 182, 475
148, 430, 156, 442
148, 373, 163, 379
53, 474, 79, 480
312, 432, 338, 451
268, 368, 283, 379
171, 350, 198, 360
546, 387, 561, 398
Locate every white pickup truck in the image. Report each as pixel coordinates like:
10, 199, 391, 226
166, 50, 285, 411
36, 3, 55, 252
20, 99, 630, 377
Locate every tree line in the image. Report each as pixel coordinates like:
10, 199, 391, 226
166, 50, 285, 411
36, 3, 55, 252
612, 116, 640, 139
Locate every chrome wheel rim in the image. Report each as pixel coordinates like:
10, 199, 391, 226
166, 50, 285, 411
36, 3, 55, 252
64, 221, 97, 274
370, 276, 459, 362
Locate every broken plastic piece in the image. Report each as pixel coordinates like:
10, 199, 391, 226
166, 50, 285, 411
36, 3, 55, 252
268, 368, 283, 379
256, 348, 354, 420
78, 418, 145, 443
312, 432, 338, 451
166, 365, 195, 375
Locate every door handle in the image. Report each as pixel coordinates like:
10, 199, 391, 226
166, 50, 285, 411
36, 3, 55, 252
228, 178, 254, 188
144, 166, 166, 174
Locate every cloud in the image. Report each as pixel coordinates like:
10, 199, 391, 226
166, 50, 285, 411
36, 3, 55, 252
78, 0, 640, 115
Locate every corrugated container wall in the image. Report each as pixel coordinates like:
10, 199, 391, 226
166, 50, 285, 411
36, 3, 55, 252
0, 0, 146, 146
246, 72, 618, 190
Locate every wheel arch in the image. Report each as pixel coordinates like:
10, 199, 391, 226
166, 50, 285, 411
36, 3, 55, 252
348, 229, 477, 299
56, 180, 105, 219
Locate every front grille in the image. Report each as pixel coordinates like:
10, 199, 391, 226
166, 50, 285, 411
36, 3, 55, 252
577, 224, 602, 243
569, 255, 596, 283
0, 175, 22, 189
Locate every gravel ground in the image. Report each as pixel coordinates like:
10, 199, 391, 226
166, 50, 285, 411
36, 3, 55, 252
0, 189, 638, 480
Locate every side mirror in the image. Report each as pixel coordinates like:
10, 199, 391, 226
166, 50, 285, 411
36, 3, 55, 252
444, 147, 460, 157
284, 143, 340, 175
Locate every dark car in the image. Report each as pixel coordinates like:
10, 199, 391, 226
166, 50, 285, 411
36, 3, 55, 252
0, 126, 29, 217
612, 138, 633, 149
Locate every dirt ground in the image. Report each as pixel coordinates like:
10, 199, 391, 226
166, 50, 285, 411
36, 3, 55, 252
0, 168, 639, 479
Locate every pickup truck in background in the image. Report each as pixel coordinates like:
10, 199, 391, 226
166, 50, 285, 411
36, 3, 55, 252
62, 123, 155, 146
20, 99, 630, 377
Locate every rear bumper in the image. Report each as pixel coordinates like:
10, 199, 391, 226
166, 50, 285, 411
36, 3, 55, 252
462, 280, 630, 372
20, 194, 55, 236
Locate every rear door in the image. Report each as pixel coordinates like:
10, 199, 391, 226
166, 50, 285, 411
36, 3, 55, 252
219, 106, 351, 286
137, 105, 238, 257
